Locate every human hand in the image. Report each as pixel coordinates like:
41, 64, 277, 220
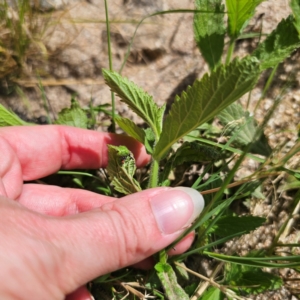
0, 125, 204, 300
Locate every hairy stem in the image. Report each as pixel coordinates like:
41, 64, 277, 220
148, 159, 160, 188
225, 39, 235, 64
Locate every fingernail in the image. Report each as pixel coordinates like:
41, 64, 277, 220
150, 187, 204, 234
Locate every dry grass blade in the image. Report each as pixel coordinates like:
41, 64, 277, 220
174, 262, 252, 300
0, 1, 50, 81
12, 78, 105, 87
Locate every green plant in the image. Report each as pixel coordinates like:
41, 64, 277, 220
0, 0, 51, 87
1, 0, 300, 299
90, 1, 300, 298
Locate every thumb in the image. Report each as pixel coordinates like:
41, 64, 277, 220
50, 187, 204, 294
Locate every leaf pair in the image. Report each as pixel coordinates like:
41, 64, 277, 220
194, 0, 300, 71
194, 0, 265, 70
103, 56, 260, 162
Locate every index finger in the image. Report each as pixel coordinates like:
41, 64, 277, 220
0, 125, 150, 181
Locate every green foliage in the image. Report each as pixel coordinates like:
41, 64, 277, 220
291, 0, 300, 35
226, 0, 265, 38
218, 102, 272, 156
155, 262, 189, 300
194, 0, 225, 70
209, 215, 266, 236
63, 3, 300, 299
224, 264, 283, 295
161, 141, 222, 182
3, 2, 300, 299
174, 262, 189, 281
0, 103, 29, 126
102, 68, 165, 139
106, 145, 141, 195
252, 15, 300, 70
201, 287, 223, 300
205, 252, 300, 268
55, 99, 88, 129
115, 116, 156, 154
153, 56, 260, 160
115, 115, 145, 144
143, 127, 156, 154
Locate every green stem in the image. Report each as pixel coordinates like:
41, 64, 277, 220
225, 39, 235, 65
254, 64, 278, 112
263, 64, 278, 96
57, 170, 102, 181
148, 159, 160, 188
104, 0, 115, 133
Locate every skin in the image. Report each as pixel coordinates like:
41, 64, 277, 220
0, 125, 194, 300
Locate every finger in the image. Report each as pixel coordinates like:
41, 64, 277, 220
0, 137, 22, 198
17, 184, 115, 216
132, 232, 195, 270
65, 286, 93, 300
167, 231, 195, 256
45, 187, 204, 294
0, 125, 150, 181
19, 185, 196, 267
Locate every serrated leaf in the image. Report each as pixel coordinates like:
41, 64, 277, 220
106, 145, 141, 195
194, 0, 225, 70
115, 116, 155, 154
0, 104, 30, 126
201, 287, 223, 300
209, 215, 266, 237
175, 141, 222, 163
115, 115, 145, 143
291, 0, 300, 35
55, 99, 88, 128
153, 57, 260, 160
143, 127, 156, 154
252, 15, 300, 70
225, 264, 283, 295
155, 263, 189, 300
102, 69, 165, 138
161, 141, 222, 182
226, 0, 265, 38
218, 102, 272, 156
174, 262, 189, 281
